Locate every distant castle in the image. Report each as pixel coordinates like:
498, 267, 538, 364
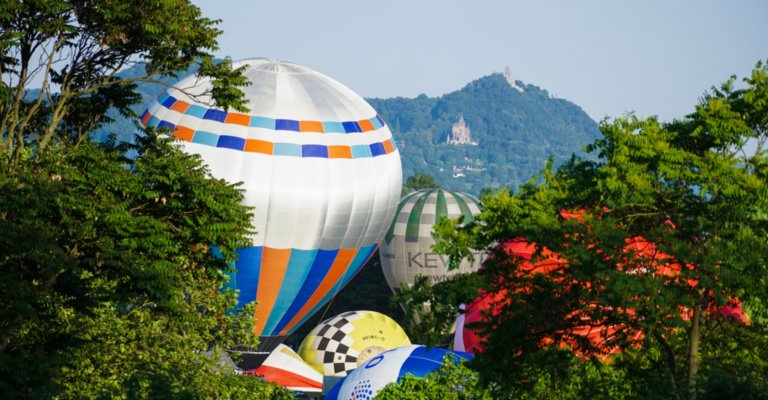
504, 66, 524, 93
446, 114, 478, 145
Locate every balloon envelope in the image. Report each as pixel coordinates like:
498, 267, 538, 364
298, 310, 411, 377
141, 59, 402, 347
324, 345, 472, 400
245, 344, 322, 393
380, 189, 485, 295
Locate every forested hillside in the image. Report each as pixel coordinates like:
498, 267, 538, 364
368, 73, 601, 194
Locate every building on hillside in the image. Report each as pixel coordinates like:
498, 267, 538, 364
505, 66, 524, 93
446, 114, 478, 145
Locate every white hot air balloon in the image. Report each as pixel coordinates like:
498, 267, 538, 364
379, 189, 486, 295
141, 58, 402, 363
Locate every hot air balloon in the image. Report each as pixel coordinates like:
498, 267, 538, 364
324, 345, 472, 400
298, 310, 411, 377
379, 189, 485, 295
140, 58, 402, 364
244, 344, 323, 393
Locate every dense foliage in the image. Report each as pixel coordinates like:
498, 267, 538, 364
0, 134, 290, 398
0, 1, 293, 397
375, 357, 493, 400
398, 61, 768, 399
369, 74, 601, 194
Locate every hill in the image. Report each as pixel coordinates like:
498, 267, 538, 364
368, 73, 601, 195
96, 65, 601, 195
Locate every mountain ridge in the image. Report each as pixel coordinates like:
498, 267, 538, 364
368, 72, 600, 194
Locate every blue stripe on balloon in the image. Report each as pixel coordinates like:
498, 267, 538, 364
157, 120, 175, 130
350, 145, 372, 158
275, 119, 300, 132
271, 249, 340, 334
185, 104, 208, 119
217, 135, 246, 150
192, 131, 219, 147
234, 247, 263, 308
161, 95, 177, 109
261, 249, 318, 335
157, 92, 170, 104
369, 142, 386, 157
273, 142, 302, 157
371, 116, 384, 129
398, 346, 445, 380
203, 109, 227, 122
250, 116, 275, 129
322, 121, 345, 133
342, 121, 361, 133
147, 116, 160, 128
287, 243, 379, 335
302, 144, 328, 158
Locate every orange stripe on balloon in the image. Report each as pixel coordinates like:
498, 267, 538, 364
382, 139, 394, 153
170, 100, 190, 113
299, 120, 324, 133
244, 139, 274, 154
225, 112, 251, 126
358, 119, 375, 132
279, 248, 357, 335
172, 126, 195, 141
253, 247, 292, 336
328, 145, 352, 159
141, 112, 152, 126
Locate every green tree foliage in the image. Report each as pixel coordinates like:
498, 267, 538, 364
0, 134, 290, 398
414, 61, 768, 399
0, 0, 249, 168
375, 357, 493, 400
403, 172, 440, 195
0, 1, 291, 396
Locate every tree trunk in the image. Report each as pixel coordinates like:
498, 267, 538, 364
654, 331, 678, 396
687, 303, 702, 400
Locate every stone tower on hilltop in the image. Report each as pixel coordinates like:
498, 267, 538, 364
447, 114, 478, 145
505, 66, 524, 93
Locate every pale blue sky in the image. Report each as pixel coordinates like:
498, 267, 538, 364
193, 0, 767, 122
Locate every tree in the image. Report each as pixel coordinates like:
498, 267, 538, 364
0, 1, 293, 397
403, 172, 440, 194
0, 133, 291, 398
426, 61, 768, 399
0, 0, 249, 168
375, 358, 493, 400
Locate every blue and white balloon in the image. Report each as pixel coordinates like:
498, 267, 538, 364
324, 345, 472, 400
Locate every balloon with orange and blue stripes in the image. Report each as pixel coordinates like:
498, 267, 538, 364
141, 58, 402, 339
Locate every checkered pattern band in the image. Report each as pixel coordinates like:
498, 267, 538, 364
311, 311, 361, 375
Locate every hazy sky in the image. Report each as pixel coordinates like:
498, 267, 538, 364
192, 0, 767, 122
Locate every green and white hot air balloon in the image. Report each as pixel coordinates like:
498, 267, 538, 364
379, 189, 486, 296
